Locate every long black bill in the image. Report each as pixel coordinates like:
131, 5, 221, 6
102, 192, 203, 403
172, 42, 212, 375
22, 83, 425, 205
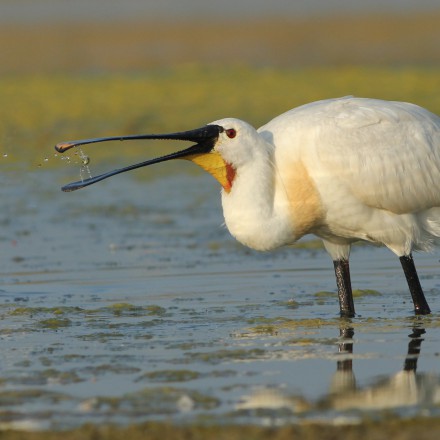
55, 125, 223, 192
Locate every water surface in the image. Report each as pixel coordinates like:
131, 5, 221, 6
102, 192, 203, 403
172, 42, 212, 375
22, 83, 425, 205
1, 165, 440, 430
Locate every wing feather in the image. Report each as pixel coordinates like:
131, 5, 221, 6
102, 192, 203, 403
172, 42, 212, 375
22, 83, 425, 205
261, 97, 440, 215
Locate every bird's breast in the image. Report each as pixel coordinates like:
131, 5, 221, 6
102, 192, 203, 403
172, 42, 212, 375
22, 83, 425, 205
276, 160, 325, 238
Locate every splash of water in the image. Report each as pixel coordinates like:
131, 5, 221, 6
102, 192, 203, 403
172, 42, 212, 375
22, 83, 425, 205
78, 148, 92, 182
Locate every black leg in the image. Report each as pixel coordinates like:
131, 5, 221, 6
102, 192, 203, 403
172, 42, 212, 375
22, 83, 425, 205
333, 259, 355, 318
399, 254, 431, 315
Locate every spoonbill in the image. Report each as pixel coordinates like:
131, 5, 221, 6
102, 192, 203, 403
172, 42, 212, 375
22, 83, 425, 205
56, 96, 440, 317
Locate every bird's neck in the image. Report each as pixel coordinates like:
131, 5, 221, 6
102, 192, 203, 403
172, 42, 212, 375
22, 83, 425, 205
221, 149, 295, 251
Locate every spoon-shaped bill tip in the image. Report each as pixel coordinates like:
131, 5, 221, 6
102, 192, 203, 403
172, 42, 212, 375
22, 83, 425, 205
55, 142, 76, 153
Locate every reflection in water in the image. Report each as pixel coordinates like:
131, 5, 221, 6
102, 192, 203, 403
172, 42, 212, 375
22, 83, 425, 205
236, 325, 440, 417
404, 328, 425, 372
326, 326, 440, 411
329, 326, 356, 395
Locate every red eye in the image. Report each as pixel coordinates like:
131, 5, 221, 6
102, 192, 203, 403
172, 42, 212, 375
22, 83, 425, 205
225, 128, 236, 139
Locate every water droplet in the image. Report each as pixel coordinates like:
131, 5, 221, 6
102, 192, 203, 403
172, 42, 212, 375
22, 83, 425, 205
81, 156, 90, 166
78, 148, 92, 181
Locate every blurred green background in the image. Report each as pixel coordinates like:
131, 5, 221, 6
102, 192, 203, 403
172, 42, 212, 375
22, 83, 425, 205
1, 3, 440, 438
0, 2, 439, 168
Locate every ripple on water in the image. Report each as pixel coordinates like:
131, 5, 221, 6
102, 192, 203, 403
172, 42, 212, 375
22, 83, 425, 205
1, 170, 440, 428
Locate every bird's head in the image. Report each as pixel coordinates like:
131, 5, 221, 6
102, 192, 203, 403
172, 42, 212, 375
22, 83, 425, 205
209, 118, 260, 168
55, 119, 255, 193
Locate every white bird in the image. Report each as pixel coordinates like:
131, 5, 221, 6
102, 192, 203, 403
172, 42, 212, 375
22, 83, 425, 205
56, 96, 440, 317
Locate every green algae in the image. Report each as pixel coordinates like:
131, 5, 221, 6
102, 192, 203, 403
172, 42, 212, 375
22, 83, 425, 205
81, 364, 141, 376
107, 303, 167, 317
244, 317, 342, 338
314, 289, 382, 298
281, 299, 300, 309
166, 342, 205, 351
287, 337, 336, 346
352, 289, 382, 297
7, 303, 167, 317
138, 369, 201, 383
9, 306, 84, 316
246, 316, 291, 325
279, 318, 340, 329
185, 348, 266, 364
6, 360, 141, 385
108, 303, 148, 316
145, 305, 168, 316
38, 318, 72, 329
0, 389, 71, 407
79, 332, 126, 342
314, 289, 382, 305
37, 369, 83, 385
314, 291, 335, 298
249, 325, 278, 335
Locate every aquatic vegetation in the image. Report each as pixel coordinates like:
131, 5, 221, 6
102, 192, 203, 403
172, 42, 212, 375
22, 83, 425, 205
0, 389, 71, 407
314, 291, 335, 299
138, 369, 201, 383
38, 317, 72, 329
352, 289, 382, 297
248, 325, 278, 335
278, 318, 340, 330
314, 289, 382, 305
107, 303, 167, 317
8, 306, 84, 316
79, 332, 126, 342
184, 348, 266, 364
1, 66, 439, 169
246, 316, 291, 325
108, 302, 144, 316
80, 364, 141, 376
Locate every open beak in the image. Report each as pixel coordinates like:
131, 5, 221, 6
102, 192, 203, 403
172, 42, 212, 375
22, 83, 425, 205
55, 125, 229, 192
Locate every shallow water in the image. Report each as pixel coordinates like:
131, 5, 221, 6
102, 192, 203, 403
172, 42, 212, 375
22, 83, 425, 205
1, 165, 440, 430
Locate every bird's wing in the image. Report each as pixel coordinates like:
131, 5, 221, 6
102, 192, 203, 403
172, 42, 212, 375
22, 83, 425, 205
261, 97, 440, 215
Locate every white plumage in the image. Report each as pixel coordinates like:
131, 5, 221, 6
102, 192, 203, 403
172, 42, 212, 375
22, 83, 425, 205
56, 96, 440, 317
217, 97, 440, 257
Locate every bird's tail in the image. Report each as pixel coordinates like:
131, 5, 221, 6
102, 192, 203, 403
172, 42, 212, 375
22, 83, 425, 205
414, 208, 440, 251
